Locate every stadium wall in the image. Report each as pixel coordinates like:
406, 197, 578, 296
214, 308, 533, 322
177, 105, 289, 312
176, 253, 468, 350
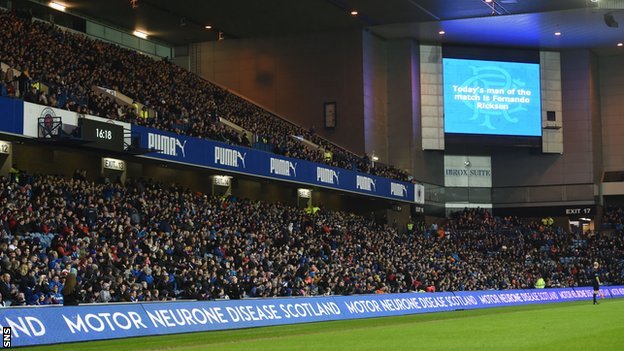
363, 36, 445, 186
599, 52, 624, 173
189, 30, 366, 154
490, 50, 601, 211
362, 31, 388, 162
13, 144, 102, 178
2, 286, 623, 347
492, 51, 597, 185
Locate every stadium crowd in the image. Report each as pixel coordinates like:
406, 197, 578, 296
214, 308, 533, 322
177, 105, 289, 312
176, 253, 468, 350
601, 207, 624, 230
0, 9, 410, 181
0, 172, 622, 306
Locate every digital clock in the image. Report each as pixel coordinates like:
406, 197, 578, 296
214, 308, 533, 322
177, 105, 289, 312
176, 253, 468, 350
80, 119, 124, 152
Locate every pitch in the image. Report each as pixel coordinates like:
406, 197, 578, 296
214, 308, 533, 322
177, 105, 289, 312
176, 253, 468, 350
21, 299, 624, 351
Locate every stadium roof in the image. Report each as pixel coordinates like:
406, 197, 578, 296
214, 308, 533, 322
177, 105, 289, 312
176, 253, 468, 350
45, 0, 624, 49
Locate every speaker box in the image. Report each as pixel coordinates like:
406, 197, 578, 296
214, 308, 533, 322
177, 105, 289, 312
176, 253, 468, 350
547, 111, 556, 122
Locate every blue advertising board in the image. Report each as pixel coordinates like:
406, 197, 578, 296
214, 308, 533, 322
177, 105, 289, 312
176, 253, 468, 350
132, 125, 417, 203
1, 286, 622, 347
0, 97, 24, 135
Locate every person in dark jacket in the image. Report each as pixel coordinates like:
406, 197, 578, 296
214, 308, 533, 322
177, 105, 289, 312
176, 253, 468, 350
227, 276, 243, 300
0, 273, 13, 305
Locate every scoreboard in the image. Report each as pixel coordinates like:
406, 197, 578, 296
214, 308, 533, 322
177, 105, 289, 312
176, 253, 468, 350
80, 119, 124, 152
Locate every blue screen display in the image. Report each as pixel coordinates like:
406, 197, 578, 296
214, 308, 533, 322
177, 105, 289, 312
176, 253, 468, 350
443, 58, 542, 136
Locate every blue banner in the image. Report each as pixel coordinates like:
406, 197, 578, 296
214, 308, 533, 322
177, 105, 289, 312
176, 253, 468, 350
1, 286, 622, 347
0, 97, 24, 135
133, 125, 417, 203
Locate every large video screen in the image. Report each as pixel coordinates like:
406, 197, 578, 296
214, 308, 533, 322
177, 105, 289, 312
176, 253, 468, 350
443, 58, 542, 137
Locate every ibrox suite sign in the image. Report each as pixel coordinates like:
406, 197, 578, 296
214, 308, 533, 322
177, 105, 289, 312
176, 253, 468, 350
1, 286, 623, 347
445, 169, 491, 177
133, 125, 423, 204
444, 155, 492, 188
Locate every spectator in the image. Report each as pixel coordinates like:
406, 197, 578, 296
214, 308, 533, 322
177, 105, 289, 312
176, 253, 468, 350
17, 67, 30, 98
0, 273, 13, 305
62, 269, 80, 306
12, 292, 26, 306
48, 285, 63, 304
48, 275, 63, 292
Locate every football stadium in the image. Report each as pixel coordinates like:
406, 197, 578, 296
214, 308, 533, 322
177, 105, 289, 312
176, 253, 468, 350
0, 0, 623, 349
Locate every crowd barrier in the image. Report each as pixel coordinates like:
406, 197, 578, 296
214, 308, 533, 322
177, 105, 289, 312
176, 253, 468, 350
1, 286, 623, 347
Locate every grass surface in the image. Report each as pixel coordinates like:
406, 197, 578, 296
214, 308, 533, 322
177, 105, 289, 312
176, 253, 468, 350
22, 300, 624, 351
